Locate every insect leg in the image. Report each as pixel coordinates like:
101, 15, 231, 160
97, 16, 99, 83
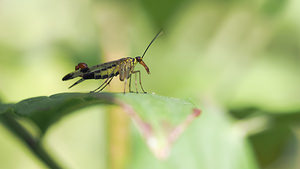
123, 78, 127, 94
129, 75, 134, 93
90, 78, 110, 93
93, 65, 118, 93
134, 72, 138, 93
96, 77, 114, 93
132, 70, 146, 93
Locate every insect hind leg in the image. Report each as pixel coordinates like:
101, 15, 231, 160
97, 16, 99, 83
95, 77, 114, 93
90, 78, 109, 93
90, 77, 113, 93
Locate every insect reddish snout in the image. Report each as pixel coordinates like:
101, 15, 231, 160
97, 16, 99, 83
75, 63, 88, 70
139, 60, 150, 74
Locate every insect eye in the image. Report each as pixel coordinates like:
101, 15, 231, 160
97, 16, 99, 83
135, 56, 142, 62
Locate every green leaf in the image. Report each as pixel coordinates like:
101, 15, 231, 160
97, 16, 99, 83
249, 126, 295, 168
127, 103, 259, 169
0, 103, 13, 114
229, 107, 300, 168
0, 93, 200, 159
0, 93, 115, 133
116, 93, 201, 158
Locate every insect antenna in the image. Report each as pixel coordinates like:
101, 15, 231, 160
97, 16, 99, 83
141, 29, 163, 59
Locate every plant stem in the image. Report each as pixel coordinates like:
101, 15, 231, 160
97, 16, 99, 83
0, 113, 63, 169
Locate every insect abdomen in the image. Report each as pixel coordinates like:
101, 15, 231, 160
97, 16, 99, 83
82, 71, 120, 80
94, 71, 120, 79
82, 64, 120, 80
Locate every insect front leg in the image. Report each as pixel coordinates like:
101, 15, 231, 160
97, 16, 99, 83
120, 60, 132, 94
129, 75, 134, 93
132, 70, 147, 93
128, 74, 138, 93
133, 73, 138, 93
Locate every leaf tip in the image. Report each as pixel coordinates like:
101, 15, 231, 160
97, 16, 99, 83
193, 108, 202, 117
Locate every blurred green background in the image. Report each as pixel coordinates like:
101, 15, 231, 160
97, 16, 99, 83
1, 0, 300, 169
